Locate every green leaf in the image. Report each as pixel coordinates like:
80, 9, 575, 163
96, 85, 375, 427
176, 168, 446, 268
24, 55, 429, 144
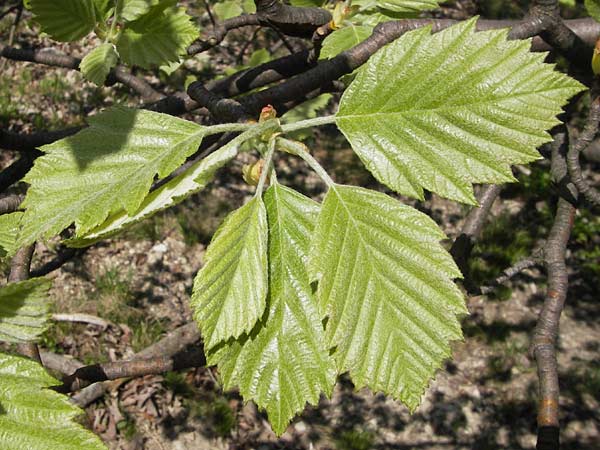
68, 121, 280, 247
309, 185, 466, 410
29, 0, 98, 42
320, 25, 372, 60
191, 196, 268, 350
79, 43, 119, 86
92, 0, 112, 20
116, 5, 199, 69
17, 107, 207, 248
0, 278, 51, 344
374, 0, 440, 13
0, 352, 106, 450
0, 212, 22, 258
118, 0, 174, 22
208, 183, 335, 435
213, 0, 243, 20
585, 0, 600, 21
68, 137, 237, 247
336, 19, 585, 204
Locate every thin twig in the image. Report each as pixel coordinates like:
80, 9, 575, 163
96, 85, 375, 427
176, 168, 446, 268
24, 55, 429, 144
53, 349, 206, 393
567, 80, 600, 207
531, 128, 577, 450
51, 313, 111, 329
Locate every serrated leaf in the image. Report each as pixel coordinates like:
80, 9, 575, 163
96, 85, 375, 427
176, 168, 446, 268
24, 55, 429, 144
68, 137, 238, 247
192, 196, 268, 350
0, 352, 106, 450
335, 18, 585, 204
585, 0, 600, 22
0, 212, 22, 258
80, 43, 119, 86
320, 25, 372, 60
29, 0, 98, 42
68, 121, 279, 247
117, 5, 199, 69
309, 185, 466, 410
0, 278, 51, 344
208, 183, 335, 435
17, 107, 207, 248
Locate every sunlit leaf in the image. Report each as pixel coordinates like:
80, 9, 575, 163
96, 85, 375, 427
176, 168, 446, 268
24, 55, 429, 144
336, 19, 585, 203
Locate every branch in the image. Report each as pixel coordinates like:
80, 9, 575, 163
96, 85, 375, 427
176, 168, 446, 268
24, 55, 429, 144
30, 246, 86, 278
478, 248, 544, 295
0, 194, 23, 214
71, 322, 201, 407
567, 80, 600, 207
531, 129, 577, 450
188, 14, 261, 54
53, 348, 206, 393
51, 313, 111, 329
0, 127, 81, 152
450, 184, 502, 279
239, 18, 600, 115
8, 243, 40, 363
187, 82, 253, 122
529, 0, 592, 70
0, 44, 163, 102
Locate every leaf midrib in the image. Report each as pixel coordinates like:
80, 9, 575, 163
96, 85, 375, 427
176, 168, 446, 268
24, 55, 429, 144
337, 85, 577, 120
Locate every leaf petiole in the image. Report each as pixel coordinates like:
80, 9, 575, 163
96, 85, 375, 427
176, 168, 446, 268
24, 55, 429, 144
280, 114, 337, 134
276, 137, 335, 186
255, 135, 278, 196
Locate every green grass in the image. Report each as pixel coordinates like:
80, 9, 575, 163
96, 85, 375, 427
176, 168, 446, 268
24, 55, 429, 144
189, 395, 236, 437
335, 429, 375, 450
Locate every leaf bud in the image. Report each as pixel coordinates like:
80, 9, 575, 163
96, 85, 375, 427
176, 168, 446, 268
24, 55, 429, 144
259, 105, 277, 122
242, 159, 266, 186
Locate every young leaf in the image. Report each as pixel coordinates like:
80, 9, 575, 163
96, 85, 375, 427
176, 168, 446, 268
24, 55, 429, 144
118, 0, 173, 22
17, 107, 207, 247
0, 212, 22, 258
0, 278, 51, 344
191, 196, 268, 350
309, 185, 467, 410
67, 140, 236, 247
335, 18, 585, 204
372, 0, 440, 13
213, 0, 243, 20
585, 0, 600, 22
0, 353, 107, 450
320, 25, 372, 60
116, 5, 199, 69
68, 121, 280, 247
79, 43, 119, 86
29, 0, 98, 42
208, 183, 336, 436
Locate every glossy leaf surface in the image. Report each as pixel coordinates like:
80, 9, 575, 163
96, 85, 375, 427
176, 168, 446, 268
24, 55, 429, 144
192, 196, 268, 350
0, 278, 51, 344
0, 353, 106, 449
309, 185, 467, 410
208, 183, 335, 435
336, 19, 585, 203
18, 107, 206, 247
